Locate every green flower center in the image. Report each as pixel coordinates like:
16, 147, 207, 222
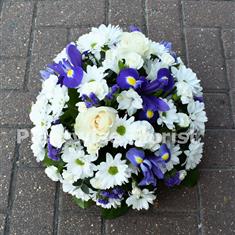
108, 166, 118, 175
116, 125, 126, 136
75, 159, 85, 166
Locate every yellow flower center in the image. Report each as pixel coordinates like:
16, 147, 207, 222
127, 76, 136, 86
67, 69, 73, 77
135, 156, 143, 164
146, 109, 154, 119
162, 153, 169, 161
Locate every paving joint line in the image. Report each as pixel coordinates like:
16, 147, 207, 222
219, 27, 235, 128
180, 0, 189, 66
23, 0, 38, 92
53, 183, 60, 235
3, 136, 20, 235
196, 184, 204, 235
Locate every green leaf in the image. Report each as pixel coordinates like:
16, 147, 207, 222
118, 60, 125, 70
182, 168, 199, 187
73, 197, 94, 209
101, 205, 129, 219
60, 89, 79, 131
42, 153, 65, 172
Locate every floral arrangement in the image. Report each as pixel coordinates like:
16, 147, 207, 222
30, 25, 207, 219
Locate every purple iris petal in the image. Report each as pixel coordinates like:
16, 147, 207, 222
66, 43, 82, 67
98, 198, 109, 205
141, 68, 174, 94
40, 68, 54, 80
139, 161, 156, 187
159, 144, 171, 163
126, 148, 145, 167
63, 66, 83, 88
47, 138, 61, 161
81, 93, 99, 108
105, 84, 119, 100
155, 98, 170, 112
138, 109, 158, 123
194, 96, 204, 103
164, 172, 181, 187
129, 25, 141, 32
117, 68, 141, 89
160, 41, 172, 51
148, 156, 165, 179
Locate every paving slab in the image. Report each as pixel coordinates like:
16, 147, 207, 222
9, 168, 55, 235
186, 28, 227, 91
0, 1, 34, 57
147, 0, 184, 55
37, 0, 106, 27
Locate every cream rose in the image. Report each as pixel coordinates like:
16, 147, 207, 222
118, 32, 149, 56
118, 51, 144, 70
75, 106, 117, 149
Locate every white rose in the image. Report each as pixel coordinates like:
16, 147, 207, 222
75, 106, 117, 146
177, 113, 190, 128
45, 166, 62, 182
50, 124, 70, 148
160, 53, 175, 66
118, 32, 149, 56
118, 51, 144, 69
78, 79, 109, 100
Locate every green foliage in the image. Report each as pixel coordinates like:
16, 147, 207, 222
182, 168, 199, 187
101, 204, 129, 219
73, 197, 94, 209
60, 89, 79, 131
42, 152, 65, 173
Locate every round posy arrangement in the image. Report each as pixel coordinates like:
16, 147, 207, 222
30, 25, 207, 218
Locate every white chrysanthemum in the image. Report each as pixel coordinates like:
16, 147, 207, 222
145, 41, 169, 58
177, 112, 190, 128
62, 146, 98, 180
157, 99, 179, 130
31, 126, 47, 162
187, 101, 207, 135
117, 89, 143, 116
53, 47, 67, 63
90, 153, 129, 189
126, 187, 156, 210
172, 65, 202, 104
97, 198, 122, 209
45, 166, 62, 182
165, 142, 182, 171
77, 31, 106, 56
145, 59, 167, 80
78, 65, 108, 100
110, 115, 135, 148
130, 121, 159, 150
184, 139, 204, 170
91, 24, 123, 47
30, 94, 53, 129
49, 124, 71, 148
159, 52, 175, 66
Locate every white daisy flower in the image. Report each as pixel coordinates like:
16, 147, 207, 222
62, 147, 98, 180
184, 139, 204, 170
91, 24, 123, 47
126, 187, 156, 210
110, 115, 135, 148
117, 89, 143, 116
45, 166, 62, 182
172, 65, 202, 104
96, 198, 122, 209
157, 99, 179, 130
90, 153, 129, 189
187, 101, 207, 135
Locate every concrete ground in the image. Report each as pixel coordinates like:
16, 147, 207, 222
0, 0, 235, 234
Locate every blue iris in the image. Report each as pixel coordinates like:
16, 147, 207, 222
126, 148, 166, 187
47, 43, 84, 88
